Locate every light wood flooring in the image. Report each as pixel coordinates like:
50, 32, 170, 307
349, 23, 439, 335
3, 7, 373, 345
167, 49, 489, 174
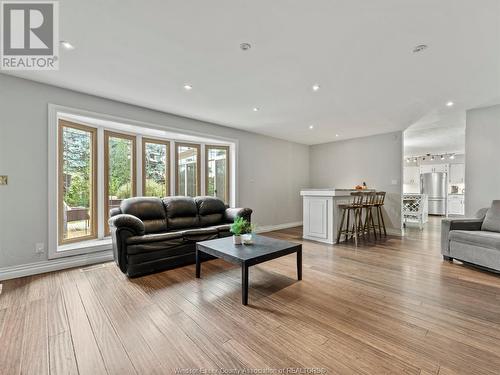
2, 218, 500, 374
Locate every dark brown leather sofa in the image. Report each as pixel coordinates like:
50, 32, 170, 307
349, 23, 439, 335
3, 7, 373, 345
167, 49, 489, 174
108, 196, 252, 277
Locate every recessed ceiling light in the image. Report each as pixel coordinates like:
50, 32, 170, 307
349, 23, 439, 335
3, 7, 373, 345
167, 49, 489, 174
308, 125, 314, 130
413, 44, 428, 53
61, 41, 75, 50
449, 154, 455, 160
240, 43, 251, 51
183, 84, 193, 90
446, 101, 454, 107
252, 107, 259, 112
312, 84, 320, 92
335, 134, 339, 137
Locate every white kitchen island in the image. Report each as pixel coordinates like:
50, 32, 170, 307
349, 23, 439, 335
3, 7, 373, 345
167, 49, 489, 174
300, 189, 367, 244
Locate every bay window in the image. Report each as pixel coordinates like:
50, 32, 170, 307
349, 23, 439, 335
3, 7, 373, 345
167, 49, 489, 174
175, 143, 201, 196
52, 108, 234, 257
143, 138, 170, 197
104, 131, 137, 234
206, 145, 230, 203
58, 120, 97, 245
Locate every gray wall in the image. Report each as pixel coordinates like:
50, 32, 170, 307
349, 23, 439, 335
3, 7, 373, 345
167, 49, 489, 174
465, 104, 500, 215
309, 132, 403, 232
0, 74, 309, 268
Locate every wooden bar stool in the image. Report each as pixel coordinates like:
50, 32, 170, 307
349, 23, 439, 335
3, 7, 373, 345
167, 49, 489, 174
336, 192, 364, 246
374, 191, 387, 237
361, 192, 378, 239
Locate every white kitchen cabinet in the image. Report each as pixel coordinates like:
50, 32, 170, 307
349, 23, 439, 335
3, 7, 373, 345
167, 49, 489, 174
420, 164, 448, 174
404, 166, 420, 185
449, 164, 465, 184
303, 197, 329, 240
301, 189, 362, 244
434, 164, 448, 173
420, 165, 433, 174
448, 195, 465, 215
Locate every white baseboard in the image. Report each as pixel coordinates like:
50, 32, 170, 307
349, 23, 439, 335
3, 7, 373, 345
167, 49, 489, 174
0, 251, 114, 281
255, 221, 303, 233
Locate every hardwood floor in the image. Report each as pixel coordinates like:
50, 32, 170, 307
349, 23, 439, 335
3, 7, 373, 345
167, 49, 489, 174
2, 219, 500, 374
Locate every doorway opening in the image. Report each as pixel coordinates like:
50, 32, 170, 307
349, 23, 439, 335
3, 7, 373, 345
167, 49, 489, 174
402, 111, 466, 235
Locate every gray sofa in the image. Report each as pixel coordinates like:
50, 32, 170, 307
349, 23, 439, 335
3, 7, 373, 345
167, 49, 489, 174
441, 201, 500, 272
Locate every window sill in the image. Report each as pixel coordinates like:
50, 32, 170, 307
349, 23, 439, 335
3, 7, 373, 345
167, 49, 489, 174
53, 238, 112, 259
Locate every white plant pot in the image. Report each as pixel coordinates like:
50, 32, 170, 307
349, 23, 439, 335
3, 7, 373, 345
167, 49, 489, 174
233, 235, 242, 245
242, 233, 253, 245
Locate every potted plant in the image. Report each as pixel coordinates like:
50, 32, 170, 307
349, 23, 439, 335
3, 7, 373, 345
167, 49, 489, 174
241, 221, 256, 245
230, 216, 246, 245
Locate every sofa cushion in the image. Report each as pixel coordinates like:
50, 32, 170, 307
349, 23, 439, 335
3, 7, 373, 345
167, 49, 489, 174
195, 196, 226, 215
181, 227, 218, 242
482, 201, 500, 233
163, 196, 199, 229
212, 223, 231, 233
127, 237, 186, 255
120, 197, 167, 233
450, 230, 500, 251
199, 213, 224, 227
126, 231, 183, 245
127, 245, 195, 265
195, 196, 226, 226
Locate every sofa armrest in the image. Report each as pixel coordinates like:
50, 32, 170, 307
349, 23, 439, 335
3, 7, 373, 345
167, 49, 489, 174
224, 207, 253, 223
441, 218, 484, 255
475, 207, 489, 220
108, 214, 145, 235
110, 207, 122, 217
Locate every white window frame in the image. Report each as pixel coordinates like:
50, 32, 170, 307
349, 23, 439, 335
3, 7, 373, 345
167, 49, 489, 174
205, 145, 231, 204
48, 104, 238, 259
175, 142, 201, 196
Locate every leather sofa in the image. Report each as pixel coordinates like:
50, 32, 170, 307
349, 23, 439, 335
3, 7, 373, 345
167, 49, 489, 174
109, 196, 252, 277
441, 200, 500, 272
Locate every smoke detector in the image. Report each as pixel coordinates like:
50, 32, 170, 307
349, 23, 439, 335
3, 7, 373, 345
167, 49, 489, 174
240, 43, 251, 51
413, 44, 428, 53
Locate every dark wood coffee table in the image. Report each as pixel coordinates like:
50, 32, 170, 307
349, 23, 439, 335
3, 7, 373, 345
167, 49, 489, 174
196, 235, 302, 305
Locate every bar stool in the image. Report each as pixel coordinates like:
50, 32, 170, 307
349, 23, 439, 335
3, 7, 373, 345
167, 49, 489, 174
374, 191, 387, 237
336, 192, 364, 246
361, 192, 378, 239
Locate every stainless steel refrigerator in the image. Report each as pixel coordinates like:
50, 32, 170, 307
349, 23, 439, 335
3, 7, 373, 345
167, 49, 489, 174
421, 172, 447, 215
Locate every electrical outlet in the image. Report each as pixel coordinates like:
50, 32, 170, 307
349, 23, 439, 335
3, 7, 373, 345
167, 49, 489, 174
0, 176, 7, 185
35, 242, 45, 254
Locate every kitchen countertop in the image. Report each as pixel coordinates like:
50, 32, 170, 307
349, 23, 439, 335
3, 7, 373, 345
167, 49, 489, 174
300, 188, 376, 197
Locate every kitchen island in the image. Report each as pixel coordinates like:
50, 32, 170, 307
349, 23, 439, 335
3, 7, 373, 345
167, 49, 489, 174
300, 189, 374, 244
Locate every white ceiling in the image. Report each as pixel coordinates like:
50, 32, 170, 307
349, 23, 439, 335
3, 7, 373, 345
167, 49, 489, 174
403, 110, 465, 157
4, 0, 500, 145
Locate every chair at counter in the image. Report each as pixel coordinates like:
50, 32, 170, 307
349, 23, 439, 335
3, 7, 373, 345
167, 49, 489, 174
337, 191, 387, 245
